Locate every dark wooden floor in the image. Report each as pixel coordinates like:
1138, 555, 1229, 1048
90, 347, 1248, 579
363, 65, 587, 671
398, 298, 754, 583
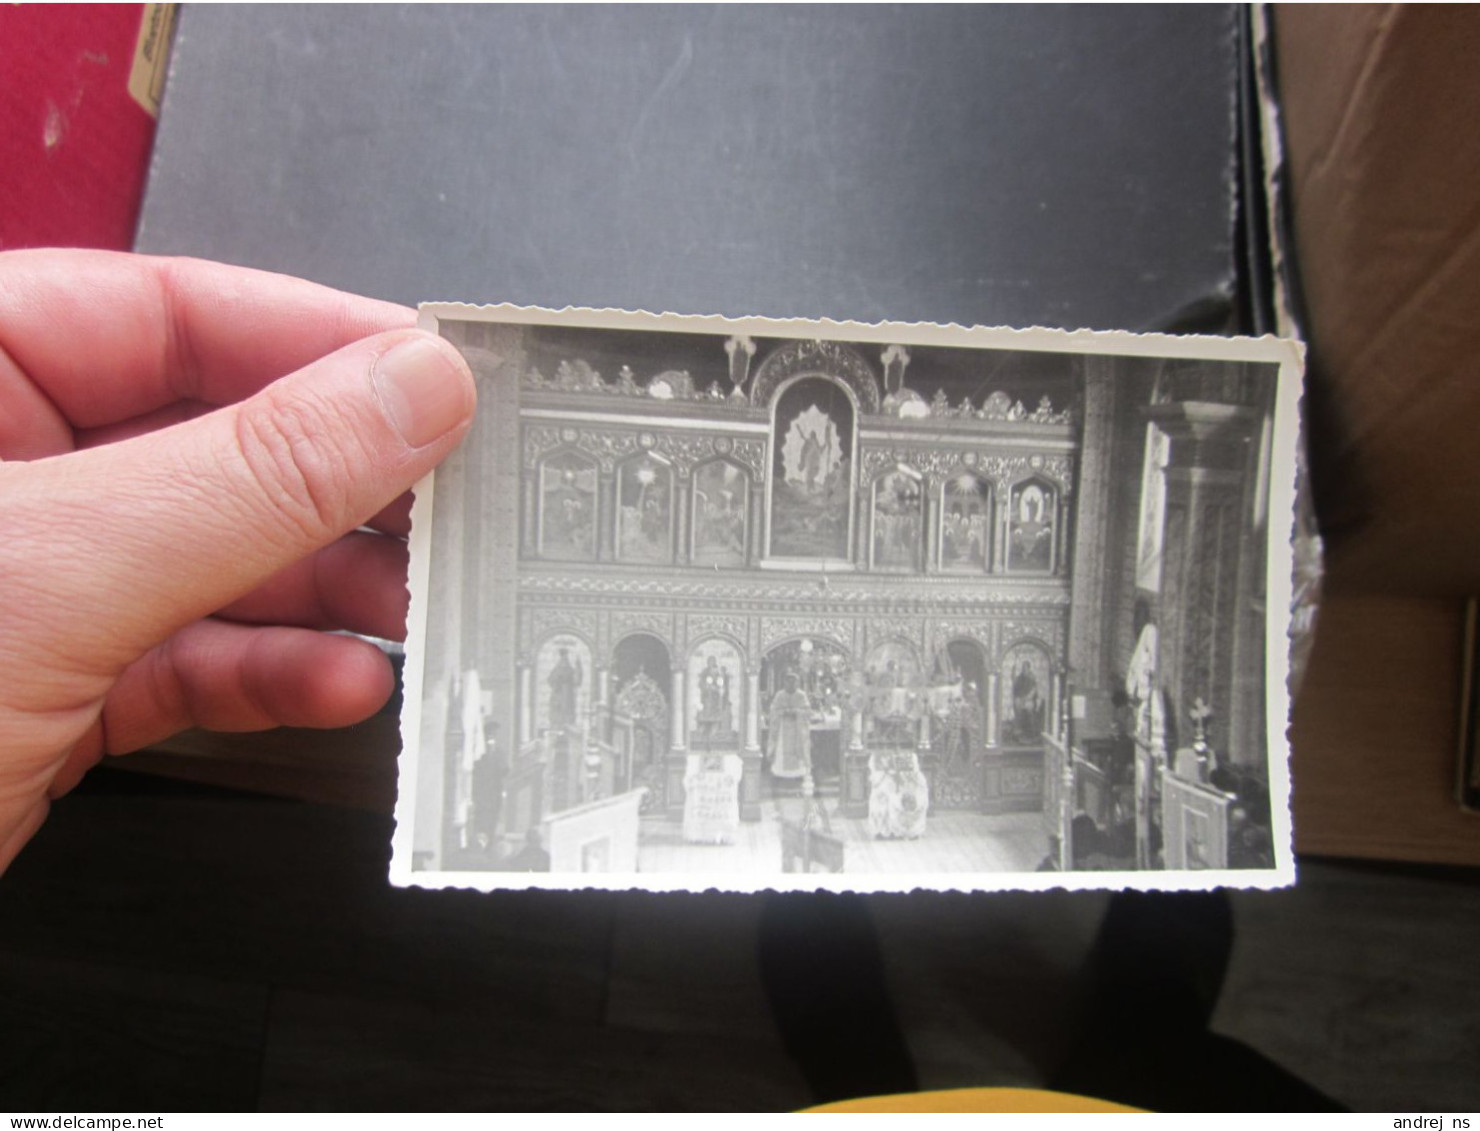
1, 768, 1477, 1112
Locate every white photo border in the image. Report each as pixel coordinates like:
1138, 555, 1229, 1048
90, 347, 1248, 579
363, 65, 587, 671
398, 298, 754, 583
392, 305, 1304, 895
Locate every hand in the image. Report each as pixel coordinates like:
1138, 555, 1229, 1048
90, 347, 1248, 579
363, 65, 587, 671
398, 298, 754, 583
0, 250, 476, 871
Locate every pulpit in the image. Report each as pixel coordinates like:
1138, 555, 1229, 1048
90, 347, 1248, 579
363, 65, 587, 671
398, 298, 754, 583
1162, 771, 1235, 870
543, 788, 646, 873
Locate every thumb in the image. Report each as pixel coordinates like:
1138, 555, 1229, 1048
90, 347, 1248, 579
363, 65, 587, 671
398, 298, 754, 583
10, 328, 474, 673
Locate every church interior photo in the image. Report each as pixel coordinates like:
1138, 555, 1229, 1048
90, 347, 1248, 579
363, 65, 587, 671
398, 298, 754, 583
401, 315, 1286, 882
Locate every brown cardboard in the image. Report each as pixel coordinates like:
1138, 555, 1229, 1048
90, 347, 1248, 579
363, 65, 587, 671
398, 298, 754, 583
1276, 5, 1480, 592
1275, 6, 1480, 865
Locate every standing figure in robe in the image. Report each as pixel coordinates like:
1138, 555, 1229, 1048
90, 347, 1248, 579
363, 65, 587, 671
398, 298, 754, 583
547, 647, 582, 730
1007, 660, 1042, 744
767, 672, 812, 779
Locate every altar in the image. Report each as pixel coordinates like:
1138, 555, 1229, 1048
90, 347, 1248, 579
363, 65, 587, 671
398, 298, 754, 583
683, 753, 743, 844
869, 749, 929, 839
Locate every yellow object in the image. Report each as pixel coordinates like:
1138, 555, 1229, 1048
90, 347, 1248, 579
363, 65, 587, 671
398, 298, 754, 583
807, 1087, 1142, 1113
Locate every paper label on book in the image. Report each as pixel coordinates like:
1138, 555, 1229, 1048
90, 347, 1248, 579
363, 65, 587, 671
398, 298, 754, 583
128, 3, 177, 119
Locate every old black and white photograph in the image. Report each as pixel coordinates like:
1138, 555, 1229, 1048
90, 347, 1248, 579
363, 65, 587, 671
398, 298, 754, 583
393, 308, 1301, 892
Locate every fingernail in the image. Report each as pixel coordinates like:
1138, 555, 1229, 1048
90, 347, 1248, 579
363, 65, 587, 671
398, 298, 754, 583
372, 335, 474, 448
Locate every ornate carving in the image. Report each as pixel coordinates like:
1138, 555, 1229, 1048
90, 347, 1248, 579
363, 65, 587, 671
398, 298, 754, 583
523, 424, 763, 479
917, 389, 1072, 424
522, 356, 731, 402
651, 433, 764, 479
931, 753, 984, 810
935, 620, 994, 652
1001, 766, 1044, 794
997, 618, 1065, 660
518, 572, 1072, 608
864, 618, 924, 650
522, 424, 564, 468
860, 447, 1074, 493
751, 340, 881, 414
688, 612, 749, 647
615, 670, 668, 726
609, 609, 673, 645
528, 607, 598, 646
520, 358, 607, 394
760, 617, 853, 653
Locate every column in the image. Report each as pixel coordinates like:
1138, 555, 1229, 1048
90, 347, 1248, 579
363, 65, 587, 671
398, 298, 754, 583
597, 469, 616, 561
741, 666, 763, 821
748, 482, 765, 566
985, 672, 999, 746
522, 477, 538, 555
675, 480, 691, 564
667, 665, 688, 818
993, 498, 1009, 573
1058, 496, 1072, 575
1049, 672, 1063, 743
1147, 401, 1255, 759
518, 663, 534, 745
744, 670, 762, 753
755, 478, 770, 561
670, 665, 687, 753
1067, 358, 1114, 678
595, 666, 610, 746
924, 480, 941, 572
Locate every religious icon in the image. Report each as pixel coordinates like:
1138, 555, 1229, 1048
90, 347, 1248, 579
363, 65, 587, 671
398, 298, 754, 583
1007, 479, 1056, 572
546, 647, 583, 730
699, 656, 730, 716
871, 469, 924, 570
1000, 644, 1050, 746
691, 459, 749, 567
538, 451, 598, 560
535, 635, 592, 738
689, 640, 742, 743
769, 377, 854, 559
941, 473, 991, 571
617, 453, 673, 563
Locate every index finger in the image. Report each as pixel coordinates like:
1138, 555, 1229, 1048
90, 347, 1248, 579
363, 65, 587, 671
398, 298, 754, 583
0, 249, 415, 453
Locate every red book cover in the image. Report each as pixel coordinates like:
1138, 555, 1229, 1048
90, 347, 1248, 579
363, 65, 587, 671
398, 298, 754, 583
0, 4, 163, 251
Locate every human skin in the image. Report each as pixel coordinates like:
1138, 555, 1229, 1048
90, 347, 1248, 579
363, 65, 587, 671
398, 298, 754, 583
0, 250, 476, 872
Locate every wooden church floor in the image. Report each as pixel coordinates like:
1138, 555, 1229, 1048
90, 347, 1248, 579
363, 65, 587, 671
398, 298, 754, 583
636, 802, 1050, 876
